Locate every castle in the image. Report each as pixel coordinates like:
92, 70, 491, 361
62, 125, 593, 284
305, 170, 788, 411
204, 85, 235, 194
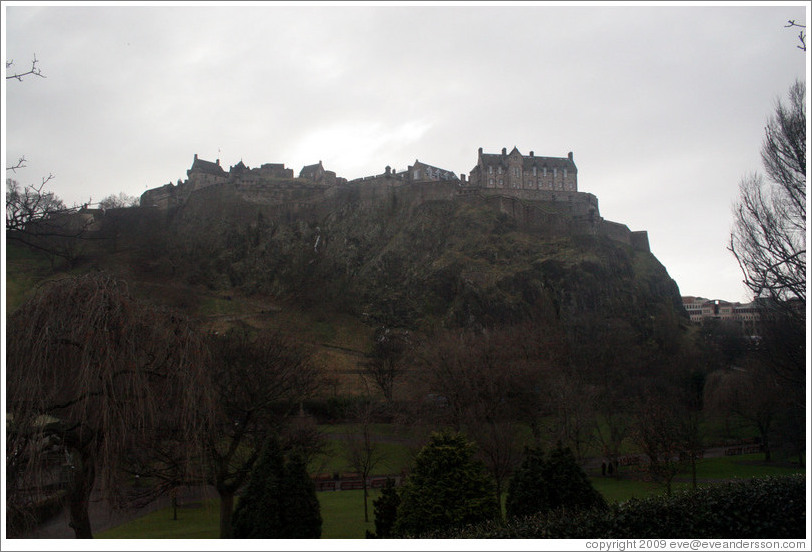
139, 147, 650, 252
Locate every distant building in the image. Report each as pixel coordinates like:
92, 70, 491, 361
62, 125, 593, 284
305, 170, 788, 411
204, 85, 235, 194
681, 296, 762, 335
187, 153, 228, 190
257, 163, 294, 179
468, 147, 577, 191
141, 154, 298, 209
299, 160, 340, 185
405, 160, 458, 182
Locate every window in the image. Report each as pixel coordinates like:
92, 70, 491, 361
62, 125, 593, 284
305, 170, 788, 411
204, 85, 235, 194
488, 166, 493, 175
498, 166, 503, 174
564, 168, 568, 178
543, 167, 547, 177
533, 167, 537, 176
498, 178, 503, 186
488, 178, 494, 187
513, 167, 519, 177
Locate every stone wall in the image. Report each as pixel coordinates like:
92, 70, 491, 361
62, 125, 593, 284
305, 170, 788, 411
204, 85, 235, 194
144, 170, 650, 253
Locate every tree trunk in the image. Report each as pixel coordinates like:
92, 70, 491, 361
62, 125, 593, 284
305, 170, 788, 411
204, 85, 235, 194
219, 491, 234, 539
759, 425, 771, 462
363, 483, 369, 523
67, 449, 95, 539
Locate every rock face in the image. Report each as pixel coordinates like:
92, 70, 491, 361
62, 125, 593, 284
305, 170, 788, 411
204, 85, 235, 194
163, 180, 684, 333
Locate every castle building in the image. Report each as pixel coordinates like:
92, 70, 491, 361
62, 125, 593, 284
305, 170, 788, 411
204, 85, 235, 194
468, 147, 577, 192
187, 153, 228, 190
257, 163, 294, 179
299, 160, 339, 185
405, 160, 458, 182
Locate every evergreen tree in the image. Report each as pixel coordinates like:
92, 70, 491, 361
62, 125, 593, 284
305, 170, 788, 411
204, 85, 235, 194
392, 431, 499, 537
232, 440, 322, 538
368, 478, 400, 538
232, 438, 285, 538
280, 452, 322, 538
506, 443, 606, 519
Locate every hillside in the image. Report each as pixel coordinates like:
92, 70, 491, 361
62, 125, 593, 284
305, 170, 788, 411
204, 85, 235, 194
155, 187, 684, 332
7, 183, 688, 394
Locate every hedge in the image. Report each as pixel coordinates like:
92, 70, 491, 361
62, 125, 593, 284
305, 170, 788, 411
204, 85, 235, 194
416, 475, 806, 539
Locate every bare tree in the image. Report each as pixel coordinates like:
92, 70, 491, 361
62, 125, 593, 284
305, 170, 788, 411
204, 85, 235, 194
633, 392, 692, 496
6, 178, 92, 267
545, 369, 597, 463
363, 326, 412, 404
205, 327, 321, 538
730, 80, 806, 396
704, 362, 784, 462
410, 322, 561, 506
5, 274, 214, 538
730, 80, 805, 308
344, 398, 386, 523
98, 192, 139, 210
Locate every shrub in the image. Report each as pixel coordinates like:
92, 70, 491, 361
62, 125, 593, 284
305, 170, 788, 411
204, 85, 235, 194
420, 474, 806, 538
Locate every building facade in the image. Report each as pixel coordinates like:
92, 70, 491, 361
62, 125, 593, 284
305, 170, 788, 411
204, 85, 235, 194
681, 296, 762, 335
468, 147, 577, 192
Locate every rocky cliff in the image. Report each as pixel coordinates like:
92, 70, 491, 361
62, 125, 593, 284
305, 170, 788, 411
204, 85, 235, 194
161, 182, 684, 337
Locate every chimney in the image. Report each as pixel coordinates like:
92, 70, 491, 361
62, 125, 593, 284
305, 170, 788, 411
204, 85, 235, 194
501, 147, 507, 155
478, 147, 483, 156
568, 152, 573, 161
530, 151, 534, 157
194, 153, 198, 160
461, 174, 466, 182
216, 158, 220, 166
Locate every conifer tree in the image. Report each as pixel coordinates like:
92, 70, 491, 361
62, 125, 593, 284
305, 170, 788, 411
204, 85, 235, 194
279, 452, 322, 538
231, 438, 285, 538
506, 443, 606, 519
392, 431, 499, 537
232, 439, 322, 539
368, 478, 400, 538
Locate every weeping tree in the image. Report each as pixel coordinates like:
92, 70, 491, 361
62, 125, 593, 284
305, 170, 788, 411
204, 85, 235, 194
5, 274, 214, 538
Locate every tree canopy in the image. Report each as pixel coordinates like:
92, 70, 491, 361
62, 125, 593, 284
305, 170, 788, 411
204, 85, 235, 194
393, 431, 499, 537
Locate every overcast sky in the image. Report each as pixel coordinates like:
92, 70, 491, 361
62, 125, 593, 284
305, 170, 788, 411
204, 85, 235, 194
3, 2, 808, 303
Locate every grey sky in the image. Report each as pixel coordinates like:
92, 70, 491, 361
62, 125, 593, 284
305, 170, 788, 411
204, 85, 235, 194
3, 2, 808, 303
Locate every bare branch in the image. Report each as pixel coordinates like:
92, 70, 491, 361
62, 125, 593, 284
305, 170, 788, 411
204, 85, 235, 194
5, 54, 46, 81
785, 19, 806, 51
6, 156, 27, 172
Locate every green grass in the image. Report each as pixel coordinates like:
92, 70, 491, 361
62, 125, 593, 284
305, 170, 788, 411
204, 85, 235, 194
693, 453, 804, 479
97, 454, 805, 539
98, 501, 220, 539
98, 489, 380, 539
319, 489, 380, 538
310, 433, 413, 476
5, 241, 57, 313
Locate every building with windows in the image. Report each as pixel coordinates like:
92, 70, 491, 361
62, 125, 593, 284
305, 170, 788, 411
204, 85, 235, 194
681, 296, 762, 335
468, 147, 577, 191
